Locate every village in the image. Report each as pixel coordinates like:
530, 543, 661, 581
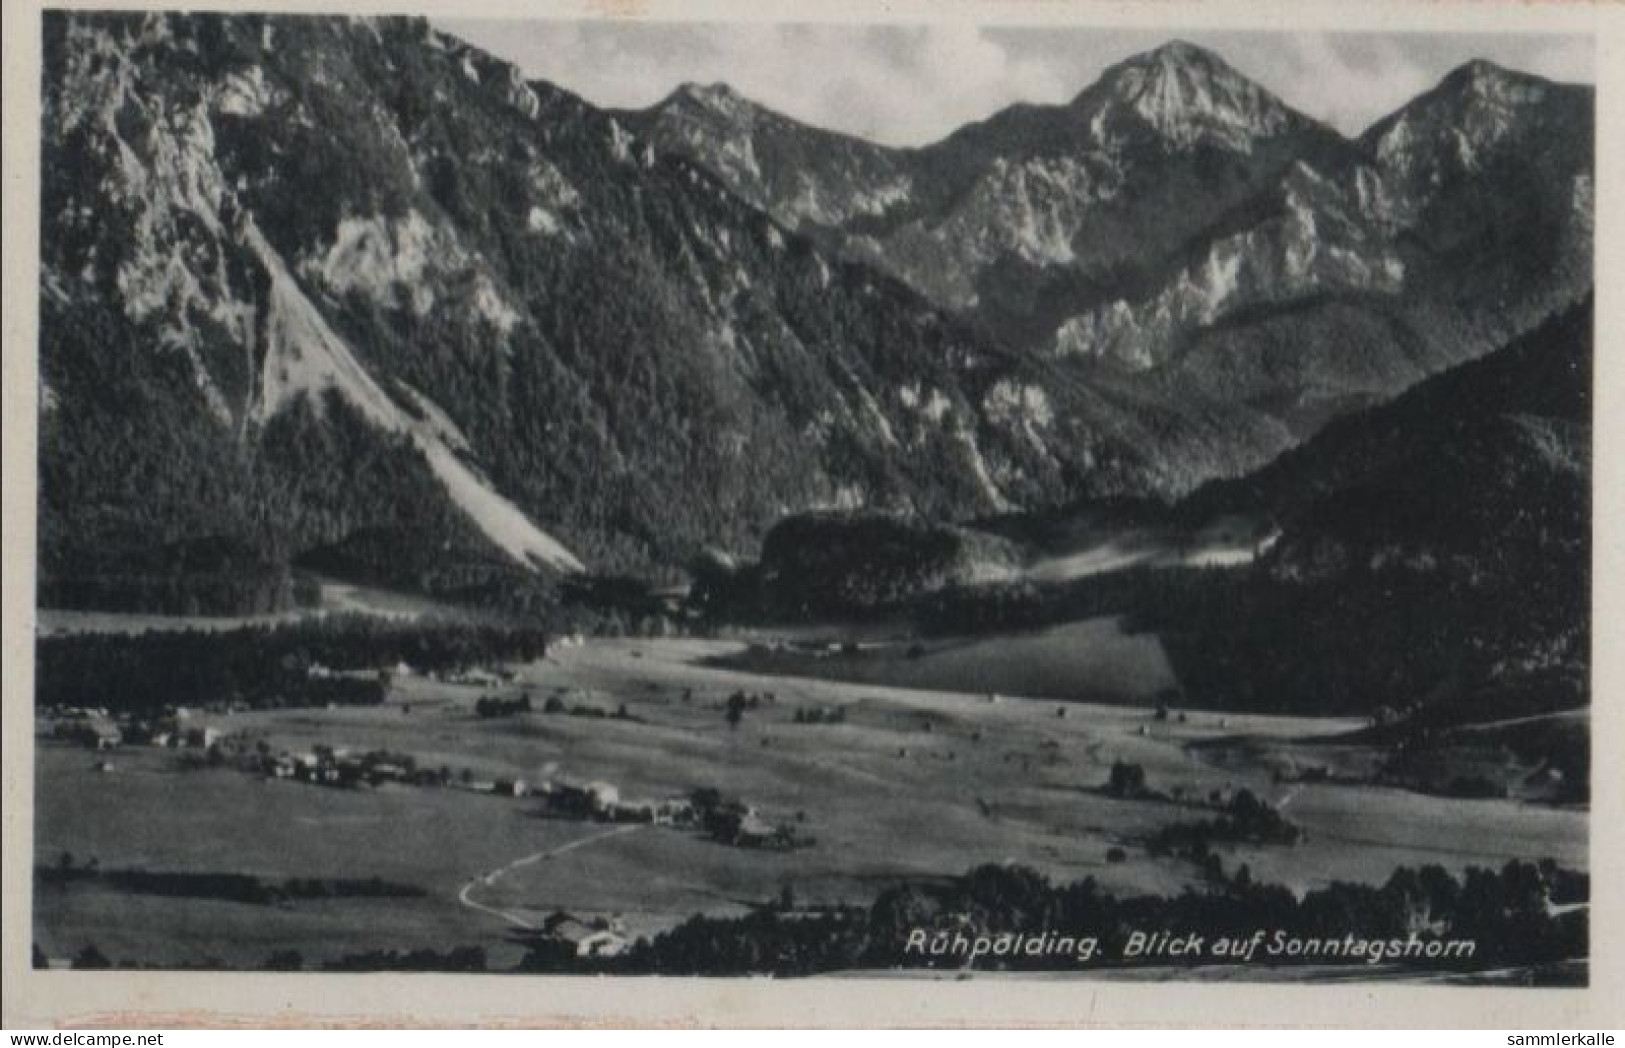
39, 660, 817, 857
38, 662, 822, 964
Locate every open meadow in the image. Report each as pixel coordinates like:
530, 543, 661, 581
33, 634, 1587, 971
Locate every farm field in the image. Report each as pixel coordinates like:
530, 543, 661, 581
33, 635, 1587, 971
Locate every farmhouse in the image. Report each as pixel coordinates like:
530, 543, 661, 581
368, 761, 410, 783
652, 797, 697, 827
184, 726, 222, 749
735, 813, 780, 848
542, 913, 629, 958
50, 713, 121, 750
583, 781, 620, 813
444, 667, 506, 687
544, 781, 602, 817
85, 720, 122, 750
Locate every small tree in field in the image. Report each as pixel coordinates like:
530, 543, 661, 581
1106, 760, 1147, 798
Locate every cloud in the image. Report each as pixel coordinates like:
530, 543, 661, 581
1227, 34, 1442, 135
436, 19, 1594, 145
1224, 31, 1595, 134
436, 20, 1077, 144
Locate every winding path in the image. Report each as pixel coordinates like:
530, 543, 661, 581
457, 823, 645, 930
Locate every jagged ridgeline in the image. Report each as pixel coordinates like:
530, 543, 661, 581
38, 13, 1592, 612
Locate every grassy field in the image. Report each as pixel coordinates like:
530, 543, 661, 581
32, 635, 1587, 970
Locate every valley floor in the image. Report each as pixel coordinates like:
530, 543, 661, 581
32, 635, 1587, 973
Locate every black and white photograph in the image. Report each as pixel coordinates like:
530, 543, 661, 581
5, 0, 1611, 1021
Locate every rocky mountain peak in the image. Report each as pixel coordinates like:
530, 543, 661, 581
1419, 58, 1558, 128
1443, 58, 1543, 97
1080, 39, 1302, 149
1121, 39, 1237, 78
1363, 58, 1573, 177
667, 81, 755, 121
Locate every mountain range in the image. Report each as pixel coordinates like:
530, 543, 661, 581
1168, 299, 1590, 729
36, 12, 1593, 610
624, 43, 1590, 372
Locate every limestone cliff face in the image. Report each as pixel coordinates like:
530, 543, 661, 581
43, 13, 1278, 592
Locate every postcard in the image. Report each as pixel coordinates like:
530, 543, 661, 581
3, 0, 1620, 1029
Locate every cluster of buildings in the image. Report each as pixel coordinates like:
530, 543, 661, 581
46, 694, 805, 853
306, 660, 517, 690
250, 738, 707, 829
526, 783, 802, 850
533, 780, 699, 827
539, 912, 630, 958
45, 706, 228, 753
432, 666, 517, 688
47, 710, 123, 751
262, 746, 443, 789
718, 809, 805, 851
253, 735, 810, 848
252, 738, 809, 850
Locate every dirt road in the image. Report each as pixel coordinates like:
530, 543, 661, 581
457, 823, 645, 930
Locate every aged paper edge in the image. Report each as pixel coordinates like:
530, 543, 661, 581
2, 0, 1621, 1029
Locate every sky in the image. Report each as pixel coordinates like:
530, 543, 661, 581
434, 21, 1593, 147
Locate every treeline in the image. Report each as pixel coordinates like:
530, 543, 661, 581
692, 513, 1024, 622
37, 286, 559, 617
36, 293, 294, 616
37, 861, 424, 906
1147, 789, 1305, 863
755, 514, 966, 617
39, 944, 488, 973
37, 558, 321, 617
317, 946, 488, 973
34, 613, 548, 714
530, 859, 1586, 979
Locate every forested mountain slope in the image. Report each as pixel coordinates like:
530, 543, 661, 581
37, 14, 1593, 612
